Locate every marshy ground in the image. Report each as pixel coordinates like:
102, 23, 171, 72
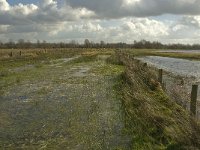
0, 49, 131, 149
1, 48, 200, 149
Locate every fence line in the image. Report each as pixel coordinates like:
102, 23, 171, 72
138, 60, 199, 119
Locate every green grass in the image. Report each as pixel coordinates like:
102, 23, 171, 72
90, 63, 124, 76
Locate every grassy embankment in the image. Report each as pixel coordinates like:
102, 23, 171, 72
112, 50, 200, 149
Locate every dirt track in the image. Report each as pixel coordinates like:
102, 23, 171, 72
0, 55, 131, 149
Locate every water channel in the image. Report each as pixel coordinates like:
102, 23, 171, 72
137, 56, 200, 119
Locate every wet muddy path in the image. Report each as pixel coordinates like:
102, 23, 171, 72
0, 55, 130, 149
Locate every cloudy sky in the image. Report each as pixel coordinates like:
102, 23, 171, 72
0, 0, 200, 44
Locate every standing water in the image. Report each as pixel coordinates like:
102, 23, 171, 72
137, 56, 200, 81
157, 50, 200, 54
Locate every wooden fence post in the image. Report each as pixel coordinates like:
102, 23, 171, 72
190, 84, 198, 116
158, 69, 163, 84
20, 51, 22, 56
10, 52, 13, 57
136, 60, 140, 64
143, 63, 147, 67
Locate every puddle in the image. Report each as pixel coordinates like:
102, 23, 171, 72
9, 65, 35, 73
18, 95, 29, 101
72, 66, 91, 77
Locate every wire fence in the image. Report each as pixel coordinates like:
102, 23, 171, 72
143, 63, 200, 120
116, 50, 200, 120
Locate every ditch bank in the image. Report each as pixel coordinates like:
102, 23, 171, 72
115, 50, 200, 149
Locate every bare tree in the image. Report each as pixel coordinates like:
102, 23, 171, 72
69, 40, 78, 48
84, 39, 90, 48
100, 40, 105, 48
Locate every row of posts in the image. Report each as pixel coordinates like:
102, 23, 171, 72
158, 68, 199, 117
9, 51, 22, 57
9, 50, 47, 57
136, 58, 199, 117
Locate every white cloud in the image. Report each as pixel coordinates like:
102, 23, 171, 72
34, 18, 169, 43
172, 24, 186, 32
0, 0, 10, 11
0, 0, 95, 25
0, 0, 200, 44
12, 3, 38, 15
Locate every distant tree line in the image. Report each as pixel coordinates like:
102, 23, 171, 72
0, 39, 200, 50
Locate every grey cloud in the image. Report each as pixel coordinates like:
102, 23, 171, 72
66, 0, 122, 18
67, 0, 200, 18
179, 16, 200, 28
